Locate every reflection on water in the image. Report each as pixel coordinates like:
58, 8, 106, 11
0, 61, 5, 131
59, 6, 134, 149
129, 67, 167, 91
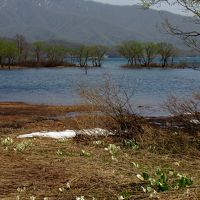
0, 58, 200, 116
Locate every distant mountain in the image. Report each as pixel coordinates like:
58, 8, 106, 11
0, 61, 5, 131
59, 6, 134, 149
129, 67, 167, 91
0, 0, 198, 47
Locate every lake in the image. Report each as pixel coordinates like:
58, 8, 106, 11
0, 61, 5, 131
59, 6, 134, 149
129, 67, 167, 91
0, 57, 200, 116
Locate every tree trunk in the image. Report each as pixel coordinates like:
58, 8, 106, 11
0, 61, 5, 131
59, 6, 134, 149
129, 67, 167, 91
8, 58, 11, 70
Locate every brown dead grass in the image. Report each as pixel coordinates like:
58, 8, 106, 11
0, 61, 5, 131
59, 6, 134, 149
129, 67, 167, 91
0, 102, 200, 200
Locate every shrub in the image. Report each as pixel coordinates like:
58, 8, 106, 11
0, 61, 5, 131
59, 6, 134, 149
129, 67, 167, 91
123, 139, 139, 150
56, 149, 65, 156
76, 197, 85, 200
105, 144, 120, 156
93, 140, 104, 146
164, 93, 200, 134
137, 168, 193, 195
79, 77, 145, 140
80, 150, 91, 157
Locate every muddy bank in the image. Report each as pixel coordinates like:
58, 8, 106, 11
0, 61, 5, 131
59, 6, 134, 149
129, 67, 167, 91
0, 102, 197, 136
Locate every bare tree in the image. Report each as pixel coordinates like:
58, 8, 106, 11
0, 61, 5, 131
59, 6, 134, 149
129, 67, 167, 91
141, 0, 200, 51
15, 34, 29, 63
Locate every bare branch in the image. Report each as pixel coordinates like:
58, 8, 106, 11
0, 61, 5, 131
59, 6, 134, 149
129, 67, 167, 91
78, 77, 145, 139
142, 0, 200, 51
164, 93, 200, 133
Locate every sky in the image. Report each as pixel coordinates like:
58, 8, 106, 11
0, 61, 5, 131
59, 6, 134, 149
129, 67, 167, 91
91, 0, 187, 15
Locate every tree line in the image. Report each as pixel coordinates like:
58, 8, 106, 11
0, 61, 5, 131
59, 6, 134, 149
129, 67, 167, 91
0, 35, 108, 69
0, 34, 177, 69
118, 41, 177, 67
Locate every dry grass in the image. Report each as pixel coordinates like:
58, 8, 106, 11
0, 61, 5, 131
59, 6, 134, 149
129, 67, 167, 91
0, 103, 200, 199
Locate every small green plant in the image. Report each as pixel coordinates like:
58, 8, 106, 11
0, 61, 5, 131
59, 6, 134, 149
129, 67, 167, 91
176, 173, 193, 189
105, 144, 120, 162
57, 138, 68, 143
1, 137, 13, 146
76, 196, 85, 200
17, 187, 26, 193
14, 140, 32, 152
119, 190, 132, 199
136, 168, 193, 195
131, 162, 140, 168
59, 187, 65, 192
17, 195, 37, 200
123, 139, 139, 150
30, 196, 36, 200
105, 144, 120, 155
58, 182, 71, 192
80, 150, 91, 157
93, 140, 104, 146
197, 140, 200, 150
75, 197, 96, 200
16, 196, 20, 200
56, 149, 65, 156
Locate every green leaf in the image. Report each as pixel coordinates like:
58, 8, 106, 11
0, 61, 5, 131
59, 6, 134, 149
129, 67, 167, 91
142, 172, 150, 181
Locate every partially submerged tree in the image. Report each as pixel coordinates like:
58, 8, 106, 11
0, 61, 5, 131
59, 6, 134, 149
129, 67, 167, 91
157, 42, 176, 67
15, 34, 29, 63
45, 45, 67, 63
0, 40, 18, 68
67, 48, 77, 64
0, 40, 6, 67
4, 41, 18, 69
118, 41, 143, 65
118, 41, 176, 67
54, 46, 67, 63
89, 45, 108, 67
32, 41, 45, 64
75, 45, 91, 74
76, 45, 90, 68
141, 42, 158, 66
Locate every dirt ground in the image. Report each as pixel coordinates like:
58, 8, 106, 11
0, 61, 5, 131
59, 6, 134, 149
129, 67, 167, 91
0, 102, 200, 200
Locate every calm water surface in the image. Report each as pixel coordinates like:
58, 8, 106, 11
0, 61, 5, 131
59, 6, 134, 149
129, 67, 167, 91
0, 58, 200, 116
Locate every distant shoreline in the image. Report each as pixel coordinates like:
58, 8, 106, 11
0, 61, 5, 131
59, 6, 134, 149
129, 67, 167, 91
121, 63, 188, 69
0, 63, 190, 70
0, 64, 79, 70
